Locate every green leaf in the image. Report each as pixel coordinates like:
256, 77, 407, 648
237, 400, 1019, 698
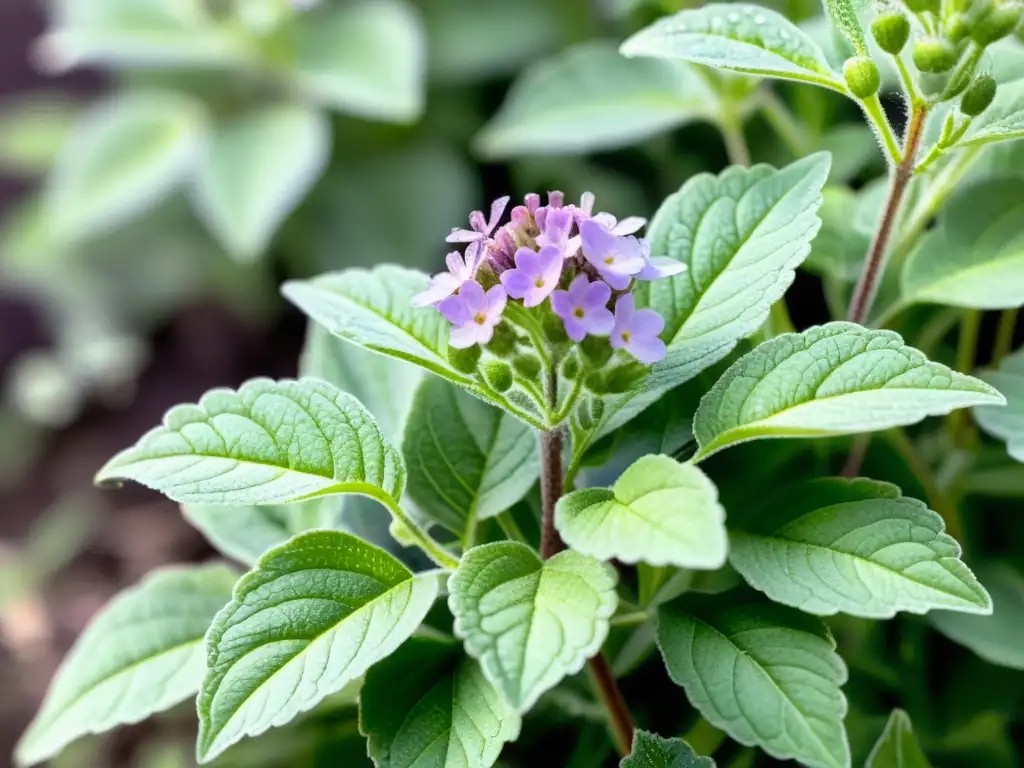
0, 95, 78, 176
930, 564, 1024, 670
865, 710, 932, 768
282, 266, 470, 386
729, 478, 991, 618
288, 0, 426, 122
475, 41, 717, 158
556, 455, 727, 569
192, 103, 330, 261
403, 376, 539, 537
46, 90, 205, 240
448, 542, 617, 712
181, 498, 339, 566
621, 730, 715, 767
803, 187, 870, 282
693, 322, 1005, 459
95, 377, 405, 507
197, 530, 442, 762
901, 179, 1024, 310
961, 78, 1024, 148
657, 594, 850, 768
15, 564, 237, 767
621, 4, 846, 93
975, 349, 1024, 462
360, 638, 521, 768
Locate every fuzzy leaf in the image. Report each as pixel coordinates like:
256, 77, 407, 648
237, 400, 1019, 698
657, 595, 850, 768
865, 710, 932, 768
197, 530, 441, 762
475, 41, 717, 157
192, 103, 330, 261
961, 78, 1024, 148
448, 542, 617, 712
403, 376, 539, 537
729, 478, 991, 618
556, 455, 727, 569
95, 377, 405, 507
621, 4, 845, 93
621, 730, 715, 767
360, 638, 521, 768
975, 349, 1024, 462
693, 323, 1005, 459
15, 565, 237, 767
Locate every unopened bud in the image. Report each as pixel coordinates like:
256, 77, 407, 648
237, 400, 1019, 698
961, 73, 997, 114
871, 12, 911, 53
946, 12, 973, 41
486, 322, 518, 357
844, 56, 881, 97
905, 0, 940, 12
580, 335, 613, 367
604, 363, 647, 394
559, 354, 580, 381
513, 354, 542, 380
448, 345, 481, 374
482, 361, 513, 393
971, 2, 1022, 45
913, 37, 959, 72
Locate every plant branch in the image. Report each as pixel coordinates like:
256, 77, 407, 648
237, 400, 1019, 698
758, 89, 812, 157
587, 650, 636, 757
860, 94, 902, 167
993, 309, 1019, 364
384, 498, 460, 570
719, 115, 751, 166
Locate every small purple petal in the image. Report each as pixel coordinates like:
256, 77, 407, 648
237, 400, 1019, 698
536, 207, 573, 252
412, 272, 461, 307
579, 192, 595, 217
551, 289, 573, 318
450, 323, 483, 348
625, 334, 666, 364
446, 228, 480, 243
513, 246, 540, 275
551, 275, 614, 341
547, 191, 564, 208
459, 280, 485, 312
587, 306, 615, 336
524, 193, 540, 213
636, 255, 687, 281
536, 245, 562, 274
630, 308, 665, 337
614, 294, 635, 323
500, 269, 532, 299
611, 217, 646, 235
581, 280, 612, 309
438, 294, 470, 326
484, 285, 507, 316
602, 271, 632, 291
486, 196, 510, 232
566, 274, 591, 304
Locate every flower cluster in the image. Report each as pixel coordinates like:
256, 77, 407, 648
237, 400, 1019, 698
413, 192, 685, 365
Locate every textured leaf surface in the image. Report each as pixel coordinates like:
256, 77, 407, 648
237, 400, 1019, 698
404, 376, 538, 537
192, 103, 330, 261
15, 565, 237, 767
930, 564, 1024, 670
975, 350, 1024, 462
197, 531, 441, 761
693, 323, 1005, 459
621, 5, 845, 92
621, 730, 715, 767
360, 638, 521, 768
865, 710, 932, 768
95, 377, 405, 506
961, 78, 1024, 148
729, 478, 991, 618
448, 542, 617, 712
901, 179, 1024, 309
283, 266, 469, 385
556, 455, 726, 568
657, 595, 850, 768
476, 42, 716, 157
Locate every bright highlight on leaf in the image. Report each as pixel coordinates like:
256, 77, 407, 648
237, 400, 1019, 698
360, 638, 521, 768
693, 322, 1005, 459
15, 565, 237, 768
621, 730, 715, 767
865, 710, 932, 768
197, 530, 442, 762
657, 595, 850, 768
975, 349, 1024, 463
729, 478, 991, 618
95, 377, 405, 508
448, 541, 617, 713
556, 454, 727, 569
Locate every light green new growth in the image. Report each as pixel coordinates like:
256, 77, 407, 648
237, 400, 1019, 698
621, 730, 715, 767
865, 710, 933, 768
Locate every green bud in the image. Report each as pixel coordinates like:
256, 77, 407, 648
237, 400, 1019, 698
961, 73, 997, 114
843, 56, 881, 97
481, 361, 513, 393
560, 354, 580, 381
971, 2, 1022, 45
904, 0, 940, 12
542, 312, 568, 344
584, 372, 608, 395
486, 322, 518, 358
913, 36, 959, 72
580, 335, 614, 367
946, 12, 973, 41
512, 354, 542, 380
604, 363, 647, 394
871, 12, 911, 53
448, 344, 481, 374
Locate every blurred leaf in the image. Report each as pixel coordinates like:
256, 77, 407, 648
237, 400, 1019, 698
46, 90, 205, 241
192, 103, 330, 261
865, 710, 931, 767
0, 95, 78, 176
620, 730, 715, 767
476, 42, 717, 158
288, 0, 426, 122
803, 186, 870, 281
818, 123, 880, 183
976, 349, 1024, 462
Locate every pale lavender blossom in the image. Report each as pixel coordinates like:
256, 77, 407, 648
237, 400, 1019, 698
437, 281, 507, 348
579, 219, 646, 290
412, 242, 483, 307
535, 207, 574, 255
447, 196, 510, 243
610, 294, 666, 364
636, 241, 687, 281
551, 275, 614, 342
500, 246, 563, 308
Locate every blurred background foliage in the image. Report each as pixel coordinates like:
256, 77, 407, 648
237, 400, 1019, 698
2, 0, 1024, 766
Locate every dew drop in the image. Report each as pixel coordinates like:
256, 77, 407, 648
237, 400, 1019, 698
727, 12, 739, 22
779, 29, 790, 39
754, 14, 765, 24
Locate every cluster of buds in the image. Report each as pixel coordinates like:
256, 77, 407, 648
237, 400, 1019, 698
413, 193, 685, 386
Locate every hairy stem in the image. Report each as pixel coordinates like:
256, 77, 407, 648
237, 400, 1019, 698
384, 498, 460, 570
586, 650, 636, 756
847, 105, 928, 325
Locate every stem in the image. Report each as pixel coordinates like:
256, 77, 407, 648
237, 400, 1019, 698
759, 90, 812, 157
860, 94, 902, 167
948, 309, 981, 448
587, 651, 636, 757
993, 309, 1018, 364
497, 510, 528, 544
539, 428, 567, 560
719, 115, 751, 166
894, 55, 924, 106
847, 105, 928, 325
384, 498, 460, 570
887, 428, 965, 541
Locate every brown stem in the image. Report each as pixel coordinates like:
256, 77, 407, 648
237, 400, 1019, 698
847, 106, 928, 325
587, 652, 636, 756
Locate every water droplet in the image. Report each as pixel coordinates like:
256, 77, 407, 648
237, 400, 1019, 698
754, 14, 765, 24
779, 29, 790, 39
727, 12, 739, 22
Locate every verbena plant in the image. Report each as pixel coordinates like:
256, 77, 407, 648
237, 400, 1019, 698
15, 0, 1024, 766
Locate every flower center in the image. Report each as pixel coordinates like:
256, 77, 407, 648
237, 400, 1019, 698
573, 307, 585, 319
534, 277, 545, 288
474, 312, 487, 325
621, 331, 631, 343
603, 255, 615, 265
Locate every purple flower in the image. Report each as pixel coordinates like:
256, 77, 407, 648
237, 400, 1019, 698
437, 281, 507, 348
580, 219, 646, 290
535, 206, 574, 255
412, 242, 483, 307
610, 294, 666, 364
636, 241, 687, 281
447, 196, 509, 243
551, 275, 614, 342
500, 245, 563, 308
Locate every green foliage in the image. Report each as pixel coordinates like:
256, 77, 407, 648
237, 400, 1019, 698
975, 349, 1024, 462
865, 710, 932, 767
621, 730, 715, 767
961, 78, 1024, 146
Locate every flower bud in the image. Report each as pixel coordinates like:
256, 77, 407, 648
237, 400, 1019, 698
961, 73, 997, 114
871, 12, 911, 53
486, 322, 518, 357
905, 0, 940, 12
482, 361, 513, 393
604, 363, 647, 394
946, 12, 973, 41
913, 37, 959, 72
559, 354, 580, 381
971, 2, 1022, 45
585, 371, 608, 395
513, 354, 542, 380
448, 345, 481, 374
843, 56, 881, 97
580, 335, 614, 367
